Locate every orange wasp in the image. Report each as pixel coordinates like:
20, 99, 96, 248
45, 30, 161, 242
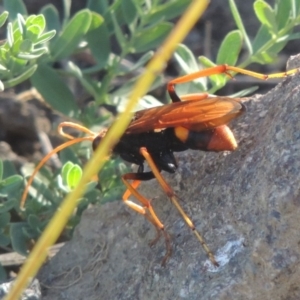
21, 64, 298, 266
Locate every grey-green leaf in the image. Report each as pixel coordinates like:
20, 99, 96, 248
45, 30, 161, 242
51, 9, 92, 60
174, 44, 199, 73
35, 30, 56, 44
0, 212, 10, 228
229, 0, 252, 54
144, 0, 191, 24
40, 4, 61, 34
3, 0, 27, 21
10, 222, 30, 256
0, 11, 9, 28
121, 0, 137, 25
0, 160, 3, 180
216, 30, 242, 65
275, 0, 292, 29
30, 63, 79, 117
1, 175, 23, 193
254, 0, 278, 34
132, 22, 173, 53
3, 64, 37, 89
85, 12, 109, 70
0, 200, 16, 213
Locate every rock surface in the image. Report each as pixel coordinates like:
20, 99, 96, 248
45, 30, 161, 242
38, 57, 300, 300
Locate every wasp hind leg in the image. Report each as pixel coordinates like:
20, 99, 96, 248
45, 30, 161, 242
138, 147, 219, 266
122, 172, 172, 266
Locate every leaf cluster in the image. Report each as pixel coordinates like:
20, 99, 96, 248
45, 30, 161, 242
174, 0, 300, 96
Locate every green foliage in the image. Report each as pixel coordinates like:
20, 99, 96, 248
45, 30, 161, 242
0, 11, 55, 91
0, 0, 299, 280
0, 0, 190, 118
175, 0, 300, 96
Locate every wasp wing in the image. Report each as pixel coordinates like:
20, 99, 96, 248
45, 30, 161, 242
126, 96, 245, 134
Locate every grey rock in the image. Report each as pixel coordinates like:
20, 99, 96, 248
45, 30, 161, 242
39, 56, 300, 300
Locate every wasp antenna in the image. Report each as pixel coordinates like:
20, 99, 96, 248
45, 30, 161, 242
58, 121, 97, 140
20, 136, 94, 209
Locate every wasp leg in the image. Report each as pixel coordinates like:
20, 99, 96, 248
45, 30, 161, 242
168, 64, 299, 103
122, 173, 172, 266
139, 147, 219, 266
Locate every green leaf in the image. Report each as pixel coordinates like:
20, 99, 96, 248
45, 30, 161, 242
0, 11, 9, 28
66, 164, 82, 189
0, 212, 10, 228
16, 14, 25, 35
29, 180, 58, 204
294, 0, 300, 17
3, 0, 27, 21
7, 22, 14, 47
3, 64, 37, 89
216, 30, 242, 65
0, 200, 16, 213
121, 0, 137, 24
51, 9, 92, 60
84, 181, 98, 194
27, 15, 46, 32
68, 62, 100, 100
116, 51, 154, 75
254, 0, 278, 34
229, 0, 252, 55
111, 10, 127, 48
11, 36, 23, 54
1, 161, 17, 179
0, 160, 3, 180
0, 232, 10, 248
275, 0, 292, 29
35, 30, 56, 44
174, 44, 199, 73
251, 51, 276, 64
112, 74, 163, 99
28, 214, 42, 231
84, 189, 101, 205
231, 86, 259, 98
19, 39, 32, 52
85, 13, 109, 70
17, 49, 47, 59
10, 223, 30, 256
61, 161, 74, 185
40, 4, 61, 34
1, 175, 23, 192
174, 44, 207, 91
144, 0, 191, 24
267, 40, 288, 55
101, 186, 124, 204
132, 22, 173, 53
30, 63, 79, 117
252, 25, 272, 53
25, 25, 41, 42
278, 32, 300, 42
87, 0, 109, 15
59, 148, 81, 166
